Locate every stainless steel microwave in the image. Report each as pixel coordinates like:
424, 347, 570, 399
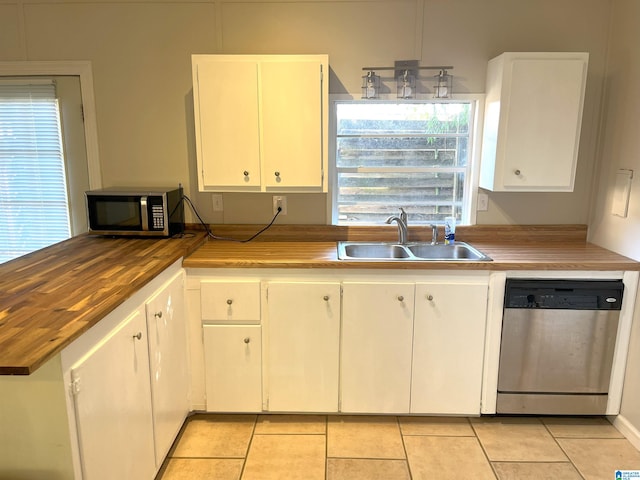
85, 186, 184, 237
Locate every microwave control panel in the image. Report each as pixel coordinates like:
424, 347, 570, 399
151, 204, 165, 229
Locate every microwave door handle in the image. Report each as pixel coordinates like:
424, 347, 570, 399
141, 196, 149, 231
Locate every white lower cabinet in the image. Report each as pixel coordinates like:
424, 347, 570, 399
411, 282, 489, 415
70, 307, 156, 480
60, 261, 187, 479
265, 282, 341, 412
200, 279, 263, 412
341, 282, 415, 413
193, 271, 490, 417
203, 325, 262, 412
145, 270, 190, 468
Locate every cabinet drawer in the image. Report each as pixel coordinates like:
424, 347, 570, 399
201, 280, 260, 323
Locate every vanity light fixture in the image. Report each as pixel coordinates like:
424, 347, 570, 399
397, 69, 416, 99
433, 69, 453, 99
361, 70, 380, 99
361, 61, 454, 99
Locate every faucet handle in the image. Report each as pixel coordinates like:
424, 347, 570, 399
399, 207, 407, 222
429, 223, 438, 245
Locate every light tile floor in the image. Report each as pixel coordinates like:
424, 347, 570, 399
156, 414, 640, 480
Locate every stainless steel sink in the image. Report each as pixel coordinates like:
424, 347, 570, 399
342, 243, 411, 259
337, 241, 492, 261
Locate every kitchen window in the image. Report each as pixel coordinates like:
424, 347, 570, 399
331, 99, 480, 225
0, 81, 71, 263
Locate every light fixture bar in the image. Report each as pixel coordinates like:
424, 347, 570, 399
361, 66, 453, 71
360, 62, 454, 99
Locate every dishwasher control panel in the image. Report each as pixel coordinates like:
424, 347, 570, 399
504, 279, 624, 310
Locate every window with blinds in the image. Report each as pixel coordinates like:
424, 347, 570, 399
0, 82, 71, 263
333, 101, 474, 225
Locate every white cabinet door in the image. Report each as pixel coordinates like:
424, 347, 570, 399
70, 307, 155, 480
193, 59, 261, 190
341, 282, 415, 413
261, 60, 324, 189
411, 282, 488, 414
480, 52, 588, 192
203, 325, 262, 412
265, 282, 340, 412
145, 270, 189, 468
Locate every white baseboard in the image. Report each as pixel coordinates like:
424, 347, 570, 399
610, 414, 640, 451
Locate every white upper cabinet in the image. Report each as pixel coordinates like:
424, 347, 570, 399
479, 52, 589, 192
192, 54, 328, 192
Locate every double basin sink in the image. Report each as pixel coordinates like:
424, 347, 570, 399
337, 241, 492, 262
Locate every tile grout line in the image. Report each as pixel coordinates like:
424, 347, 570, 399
324, 415, 329, 480
396, 416, 415, 480
237, 414, 259, 480
468, 417, 500, 480
541, 420, 588, 480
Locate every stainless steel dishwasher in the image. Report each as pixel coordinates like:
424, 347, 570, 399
497, 279, 624, 415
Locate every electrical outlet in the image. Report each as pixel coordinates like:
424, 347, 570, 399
212, 194, 224, 212
273, 195, 287, 215
477, 193, 489, 211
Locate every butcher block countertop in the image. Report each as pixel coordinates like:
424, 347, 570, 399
183, 224, 640, 271
0, 232, 206, 375
1, 224, 638, 375
184, 240, 640, 271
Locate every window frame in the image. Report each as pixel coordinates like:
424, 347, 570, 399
0, 61, 101, 262
0, 61, 102, 192
327, 93, 485, 226
0, 80, 72, 261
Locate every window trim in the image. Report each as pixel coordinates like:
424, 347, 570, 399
0, 61, 102, 191
327, 93, 485, 226
0, 80, 72, 261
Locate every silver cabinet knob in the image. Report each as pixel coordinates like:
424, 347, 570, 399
243, 170, 249, 177
426, 294, 434, 301
133, 332, 142, 340
227, 299, 233, 305
244, 337, 250, 344
154, 311, 162, 318
514, 169, 521, 176
397, 295, 404, 302
274, 171, 280, 177
323, 295, 330, 301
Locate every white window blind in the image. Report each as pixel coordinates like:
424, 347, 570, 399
0, 82, 71, 263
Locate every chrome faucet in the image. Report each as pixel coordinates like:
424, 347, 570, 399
386, 207, 408, 244
429, 224, 438, 245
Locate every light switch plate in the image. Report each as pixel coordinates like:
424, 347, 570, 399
477, 193, 489, 211
212, 194, 224, 212
612, 169, 633, 218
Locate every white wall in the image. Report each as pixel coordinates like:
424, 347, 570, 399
588, 0, 640, 436
0, 0, 613, 224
